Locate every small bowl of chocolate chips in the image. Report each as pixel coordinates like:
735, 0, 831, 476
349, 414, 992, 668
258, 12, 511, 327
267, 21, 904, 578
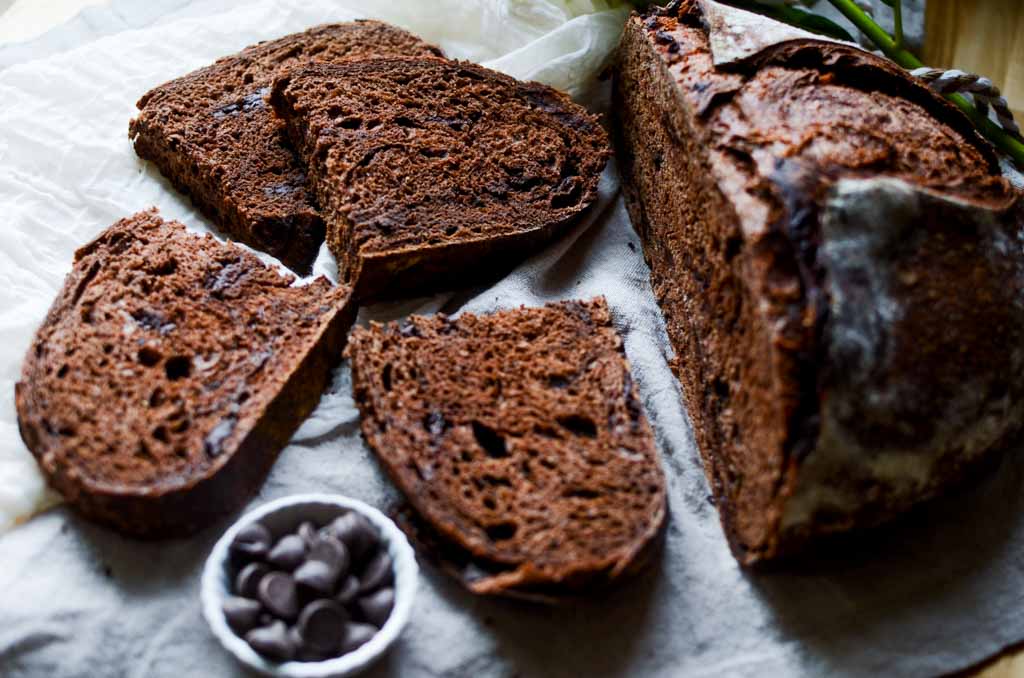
201, 494, 418, 677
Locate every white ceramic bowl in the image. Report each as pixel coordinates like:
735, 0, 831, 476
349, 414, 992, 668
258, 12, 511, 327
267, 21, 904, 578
201, 494, 418, 678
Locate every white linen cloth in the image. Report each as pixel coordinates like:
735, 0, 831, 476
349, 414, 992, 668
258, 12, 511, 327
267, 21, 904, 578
2, 2, 1023, 677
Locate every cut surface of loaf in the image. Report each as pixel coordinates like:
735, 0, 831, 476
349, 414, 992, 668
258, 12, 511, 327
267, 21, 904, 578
614, 1, 1024, 565
346, 298, 666, 598
15, 210, 356, 537
129, 22, 442, 274
270, 58, 610, 300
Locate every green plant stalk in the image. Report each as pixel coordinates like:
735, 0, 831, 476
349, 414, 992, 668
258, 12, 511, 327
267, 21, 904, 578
827, 0, 1024, 167
892, 0, 903, 49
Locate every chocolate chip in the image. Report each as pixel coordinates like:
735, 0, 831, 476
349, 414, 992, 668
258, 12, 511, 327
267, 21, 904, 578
267, 534, 307, 571
328, 512, 377, 561
358, 551, 393, 593
297, 600, 349, 654
235, 562, 269, 598
294, 560, 340, 595
258, 571, 299, 620
335, 575, 361, 605
245, 620, 296, 661
291, 626, 328, 663
308, 535, 349, 575
223, 595, 262, 634
358, 587, 394, 628
340, 622, 378, 654
297, 521, 318, 546
229, 522, 271, 563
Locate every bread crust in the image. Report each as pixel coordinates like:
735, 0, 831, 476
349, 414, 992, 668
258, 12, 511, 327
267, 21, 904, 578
613, 1, 1024, 564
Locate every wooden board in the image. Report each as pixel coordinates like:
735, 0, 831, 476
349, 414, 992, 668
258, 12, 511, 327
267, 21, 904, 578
923, 0, 1024, 118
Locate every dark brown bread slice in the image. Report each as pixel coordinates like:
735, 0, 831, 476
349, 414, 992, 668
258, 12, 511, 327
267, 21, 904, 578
346, 298, 666, 598
613, 1, 1024, 565
15, 209, 356, 537
129, 22, 442, 274
270, 58, 610, 300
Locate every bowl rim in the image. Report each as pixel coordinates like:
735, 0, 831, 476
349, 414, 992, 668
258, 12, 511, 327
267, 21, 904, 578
200, 493, 418, 678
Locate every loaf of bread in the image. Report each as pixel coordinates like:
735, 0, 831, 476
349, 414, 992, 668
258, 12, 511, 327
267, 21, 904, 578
129, 22, 442, 274
346, 298, 666, 599
15, 210, 356, 537
270, 58, 610, 300
614, 0, 1024, 564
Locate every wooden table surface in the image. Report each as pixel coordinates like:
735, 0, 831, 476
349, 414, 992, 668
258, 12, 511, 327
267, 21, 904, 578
0, 1, 1020, 676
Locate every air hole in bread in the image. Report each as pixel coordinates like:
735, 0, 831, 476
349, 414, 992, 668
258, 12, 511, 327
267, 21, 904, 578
381, 363, 392, 391
564, 488, 601, 500
138, 346, 163, 367
149, 388, 165, 408
153, 425, 169, 443
713, 378, 730, 400
485, 522, 517, 541
557, 414, 597, 438
339, 117, 362, 130
483, 497, 496, 510
164, 356, 191, 380
56, 364, 69, 379
471, 421, 508, 458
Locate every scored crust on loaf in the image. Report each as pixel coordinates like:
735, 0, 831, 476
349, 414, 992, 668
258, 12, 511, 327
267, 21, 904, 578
129, 22, 442, 274
346, 298, 666, 598
614, 0, 1022, 564
270, 58, 610, 300
15, 209, 356, 537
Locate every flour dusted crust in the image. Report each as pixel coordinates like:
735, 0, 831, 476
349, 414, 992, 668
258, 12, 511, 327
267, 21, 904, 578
346, 298, 666, 598
15, 210, 356, 537
129, 22, 442, 274
613, 0, 1023, 564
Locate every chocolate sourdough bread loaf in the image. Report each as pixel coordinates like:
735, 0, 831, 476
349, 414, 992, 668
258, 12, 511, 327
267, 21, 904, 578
15, 210, 355, 537
129, 22, 442, 274
614, 0, 1024, 564
270, 58, 610, 300
346, 298, 666, 598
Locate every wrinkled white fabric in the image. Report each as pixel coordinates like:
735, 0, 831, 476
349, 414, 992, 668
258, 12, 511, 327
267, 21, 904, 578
3, 2, 1024, 677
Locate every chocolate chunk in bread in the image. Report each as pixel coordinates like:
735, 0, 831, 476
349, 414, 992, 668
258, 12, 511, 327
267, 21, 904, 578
270, 59, 610, 300
346, 298, 666, 598
15, 209, 356, 537
129, 22, 442, 274
613, 1, 1024, 565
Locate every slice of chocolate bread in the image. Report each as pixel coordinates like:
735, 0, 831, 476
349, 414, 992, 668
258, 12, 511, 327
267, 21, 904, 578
129, 22, 442, 274
346, 298, 666, 599
15, 209, 356, 537
613, 1, 1024, 564
270, 59, 610, 300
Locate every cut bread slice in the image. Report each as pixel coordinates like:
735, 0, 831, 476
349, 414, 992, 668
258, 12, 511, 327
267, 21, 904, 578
129, 22, 442, 274
15, 209, 356, 537
270, 58, 610, 300
346, 298, 666, 599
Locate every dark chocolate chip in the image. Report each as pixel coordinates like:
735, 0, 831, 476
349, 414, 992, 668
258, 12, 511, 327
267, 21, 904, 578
308, 535, 350, 576
335, 576, 361, 605
229, 522, 272, 563
297, 600, 349, 654
358, 587, 394, 628
328, 512, 377, 561
235, 562, 270, 599
291, 626, 328, 662
297, 521, 318, 546
294, 560, 340, 595
258, 572, 299, 620
358, 551, 393, 593
245, 620, 296, 661
340, 622, 378, 654
267, 534, 307, 571
223, 595, 262, 634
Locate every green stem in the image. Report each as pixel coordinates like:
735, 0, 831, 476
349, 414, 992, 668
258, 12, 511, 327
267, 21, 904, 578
892, 0, 903, 50
827, 0, 1024, 168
